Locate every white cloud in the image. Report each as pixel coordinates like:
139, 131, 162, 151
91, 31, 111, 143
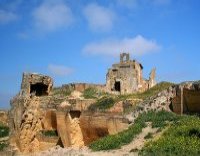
83, 35, 161, 56
83, 3, 115, 32
0, 10, 18, 24
32, 1, 74, 32
48, 64, 73, 76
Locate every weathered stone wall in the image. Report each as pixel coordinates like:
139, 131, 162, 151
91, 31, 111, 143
106, 53, 156, 95
21, 73, 53, 96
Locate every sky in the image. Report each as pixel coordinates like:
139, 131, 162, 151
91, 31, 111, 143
0, 0, 200, 108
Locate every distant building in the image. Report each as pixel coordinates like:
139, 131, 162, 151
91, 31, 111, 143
106, 53, 156, 94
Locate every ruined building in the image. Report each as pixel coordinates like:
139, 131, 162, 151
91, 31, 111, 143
9, 73, 129, 153
106, 53, 156, 94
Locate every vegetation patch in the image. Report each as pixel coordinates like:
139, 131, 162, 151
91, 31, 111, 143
41, 130, 58, 137
52, 87, 72, 97
89, 110, 178, 151
144, 132, 153, 139
88, 96, 116, 111
0, 124, 9, 138
140, 115, 200, 156
82, 87, 98, 99
0, 142, 8, 151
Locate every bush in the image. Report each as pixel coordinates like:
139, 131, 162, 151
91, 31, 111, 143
140, 115, 200, 156
0, 142, 8, 151
0, 125, 9, 138
144, 132, 153, 139
82, 87, 98, 99
52, 87, 72, 97
89, 110, 177, 151
41, 130, 58, 137
88, 96, 116, 111
135, 110, 179, 129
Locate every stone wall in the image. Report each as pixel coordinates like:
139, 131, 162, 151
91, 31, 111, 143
21, 73, 53, 97
106, 53, 156, 95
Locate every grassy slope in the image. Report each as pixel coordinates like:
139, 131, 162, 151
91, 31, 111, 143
87, 82, 174, 112
140, 115, 200, 156
89, 110, 178, 151
89, 110, 200, 155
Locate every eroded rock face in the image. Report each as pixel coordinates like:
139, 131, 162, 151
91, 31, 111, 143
79, 112, 129, 145
18, 97, 43, 153
9, 73, 53, 153
9, 73, 129, 154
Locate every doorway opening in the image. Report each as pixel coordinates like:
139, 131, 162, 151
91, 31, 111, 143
30, 83, 48, 96
114, 81, 121, 92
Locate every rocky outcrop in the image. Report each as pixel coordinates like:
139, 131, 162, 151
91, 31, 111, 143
9, 73, 130, 154
80, 112, 129, 145
127, 81, 200, 122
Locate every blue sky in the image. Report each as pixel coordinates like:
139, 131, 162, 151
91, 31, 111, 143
0, 0, 200, 108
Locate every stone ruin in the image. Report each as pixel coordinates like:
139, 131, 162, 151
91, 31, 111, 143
9, 73, 129, 154
106, 53, 156, 94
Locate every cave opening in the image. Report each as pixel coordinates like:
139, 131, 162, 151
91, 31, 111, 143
69, 110, 81, 119
30, 83, 48, 96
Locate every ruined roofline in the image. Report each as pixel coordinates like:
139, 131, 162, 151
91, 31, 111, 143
22, 72, 50, 77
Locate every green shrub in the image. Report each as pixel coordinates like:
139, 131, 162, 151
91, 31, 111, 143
89, 110, 177, 151
140, 115, 200, 156
0, 125, 9, 138
135, 110, 179, 129
52, 87, 72, 96
82, 87, 98, 99
144, 132, 153, 139
88, 96, 116, 111
0, 142, 8, 151
41, 130, 58, 137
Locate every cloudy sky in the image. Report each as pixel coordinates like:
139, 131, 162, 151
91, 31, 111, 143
1, 0, 200, 108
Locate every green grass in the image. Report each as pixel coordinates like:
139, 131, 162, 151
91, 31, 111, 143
0, 124, 9, 138
140, 115, 200, 156
41, 130, 58, 137
88, 96, 116, 111
52, 87, 72, 97
89, 110, 178, 151
82, 87, 98, 99
0, 142, 8, 151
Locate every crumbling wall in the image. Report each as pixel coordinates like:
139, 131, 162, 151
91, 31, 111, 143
171, 82, 200, 114
9, 73, 53, 153
21, 73, 53, 96
106, 53, 156, 94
